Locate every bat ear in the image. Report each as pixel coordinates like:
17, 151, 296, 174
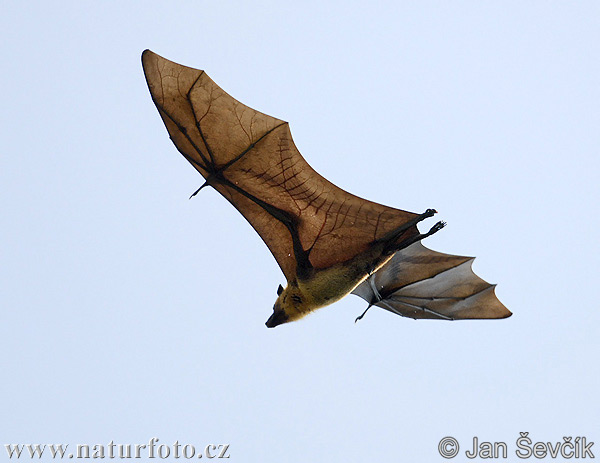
277, 284, 284, 296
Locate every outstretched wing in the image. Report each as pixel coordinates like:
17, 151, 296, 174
352, 242, 511, 320
142, 50, 420, 281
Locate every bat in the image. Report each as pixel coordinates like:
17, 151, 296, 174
141, 50, 511, 328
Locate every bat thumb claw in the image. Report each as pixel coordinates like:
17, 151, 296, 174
189, 181, 210, 199
355, 305, 372, 323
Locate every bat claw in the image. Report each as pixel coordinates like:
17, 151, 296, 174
189, 180, 210, 199
421, 220, 446, 239
432, 221, 446, 232
355, 305, 372, 323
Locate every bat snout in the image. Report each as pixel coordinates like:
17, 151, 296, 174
265, 310, 289, 328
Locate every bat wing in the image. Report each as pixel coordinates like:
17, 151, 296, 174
142, 50, 421, 281
352, 242, 511, 320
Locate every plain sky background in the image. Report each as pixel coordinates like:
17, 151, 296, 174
2, 1, 599, 462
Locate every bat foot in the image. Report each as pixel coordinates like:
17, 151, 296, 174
385, 220, 447, 254
418, 220, 446, 241
380, 208, 439, 249
427, 221, 446, 236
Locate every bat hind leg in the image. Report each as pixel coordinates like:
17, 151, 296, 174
384, 220, 446, 255
378, 209, 437, 245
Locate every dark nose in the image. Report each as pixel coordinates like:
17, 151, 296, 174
265, 311, 289, 328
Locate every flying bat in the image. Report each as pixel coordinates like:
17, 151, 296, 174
141, 50, 511, 328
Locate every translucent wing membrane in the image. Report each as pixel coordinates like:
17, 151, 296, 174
142, 50, 419, 281
352, 242, 511, 320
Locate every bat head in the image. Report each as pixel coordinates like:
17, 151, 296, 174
265, 282, 306, 328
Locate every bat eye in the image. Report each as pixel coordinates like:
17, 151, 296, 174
277, 284, 284, 296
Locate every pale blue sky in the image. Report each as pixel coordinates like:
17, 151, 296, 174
2, 1, 599, 462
